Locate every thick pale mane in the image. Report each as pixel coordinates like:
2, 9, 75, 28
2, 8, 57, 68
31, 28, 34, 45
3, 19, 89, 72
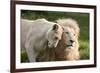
56, 18, 80, 36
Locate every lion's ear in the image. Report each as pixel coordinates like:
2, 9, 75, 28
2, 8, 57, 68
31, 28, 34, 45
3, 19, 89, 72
52, 24, 59, 31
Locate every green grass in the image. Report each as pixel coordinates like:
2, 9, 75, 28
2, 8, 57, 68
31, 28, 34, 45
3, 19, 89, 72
21, 51, 29, 62
79, 40, 89, 59
21, 10, 90, 62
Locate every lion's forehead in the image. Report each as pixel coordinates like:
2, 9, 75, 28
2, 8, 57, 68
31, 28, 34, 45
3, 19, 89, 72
64, 27, 75, 34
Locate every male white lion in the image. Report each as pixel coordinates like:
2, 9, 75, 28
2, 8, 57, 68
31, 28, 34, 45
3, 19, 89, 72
21, 18, 63, 62
37, 18, 80, 61
56, 18, 80, 60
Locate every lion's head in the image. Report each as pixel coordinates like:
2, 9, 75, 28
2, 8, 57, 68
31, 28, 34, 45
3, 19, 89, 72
57, 18, 80, 48
46, 23, 63, 48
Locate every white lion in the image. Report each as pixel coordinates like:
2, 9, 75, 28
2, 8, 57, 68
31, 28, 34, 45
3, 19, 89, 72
21, 18, 63, 62
56, 18, 80, 60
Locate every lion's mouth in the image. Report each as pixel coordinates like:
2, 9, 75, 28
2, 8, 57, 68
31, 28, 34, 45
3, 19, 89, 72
66, 45, 73, 47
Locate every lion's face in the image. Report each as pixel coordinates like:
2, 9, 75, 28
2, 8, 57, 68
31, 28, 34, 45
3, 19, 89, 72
63, 27, 78, 48
47, 24, 63, 48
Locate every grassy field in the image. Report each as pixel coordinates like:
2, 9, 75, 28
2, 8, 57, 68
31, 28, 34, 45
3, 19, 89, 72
21, 10, 90, 62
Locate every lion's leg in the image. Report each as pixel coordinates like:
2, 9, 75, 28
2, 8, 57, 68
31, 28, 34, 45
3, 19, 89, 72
25, 47, 37, 62
25, 41, 37, 62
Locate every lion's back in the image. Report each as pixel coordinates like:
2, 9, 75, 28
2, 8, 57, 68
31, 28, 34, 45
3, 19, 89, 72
21, 19, 54, 49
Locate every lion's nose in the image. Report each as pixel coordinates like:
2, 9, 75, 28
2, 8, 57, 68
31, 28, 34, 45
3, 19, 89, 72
70, 40, 74, 43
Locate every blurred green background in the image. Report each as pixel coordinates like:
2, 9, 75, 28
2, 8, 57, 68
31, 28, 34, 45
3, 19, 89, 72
21, 10, 90, 62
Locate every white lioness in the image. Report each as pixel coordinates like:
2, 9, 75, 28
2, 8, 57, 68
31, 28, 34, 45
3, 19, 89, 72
21, 19, 63, 62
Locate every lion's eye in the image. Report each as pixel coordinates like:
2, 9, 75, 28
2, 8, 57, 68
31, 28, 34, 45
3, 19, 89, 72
55, 37, 58, 40
65, 32, 69, 34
